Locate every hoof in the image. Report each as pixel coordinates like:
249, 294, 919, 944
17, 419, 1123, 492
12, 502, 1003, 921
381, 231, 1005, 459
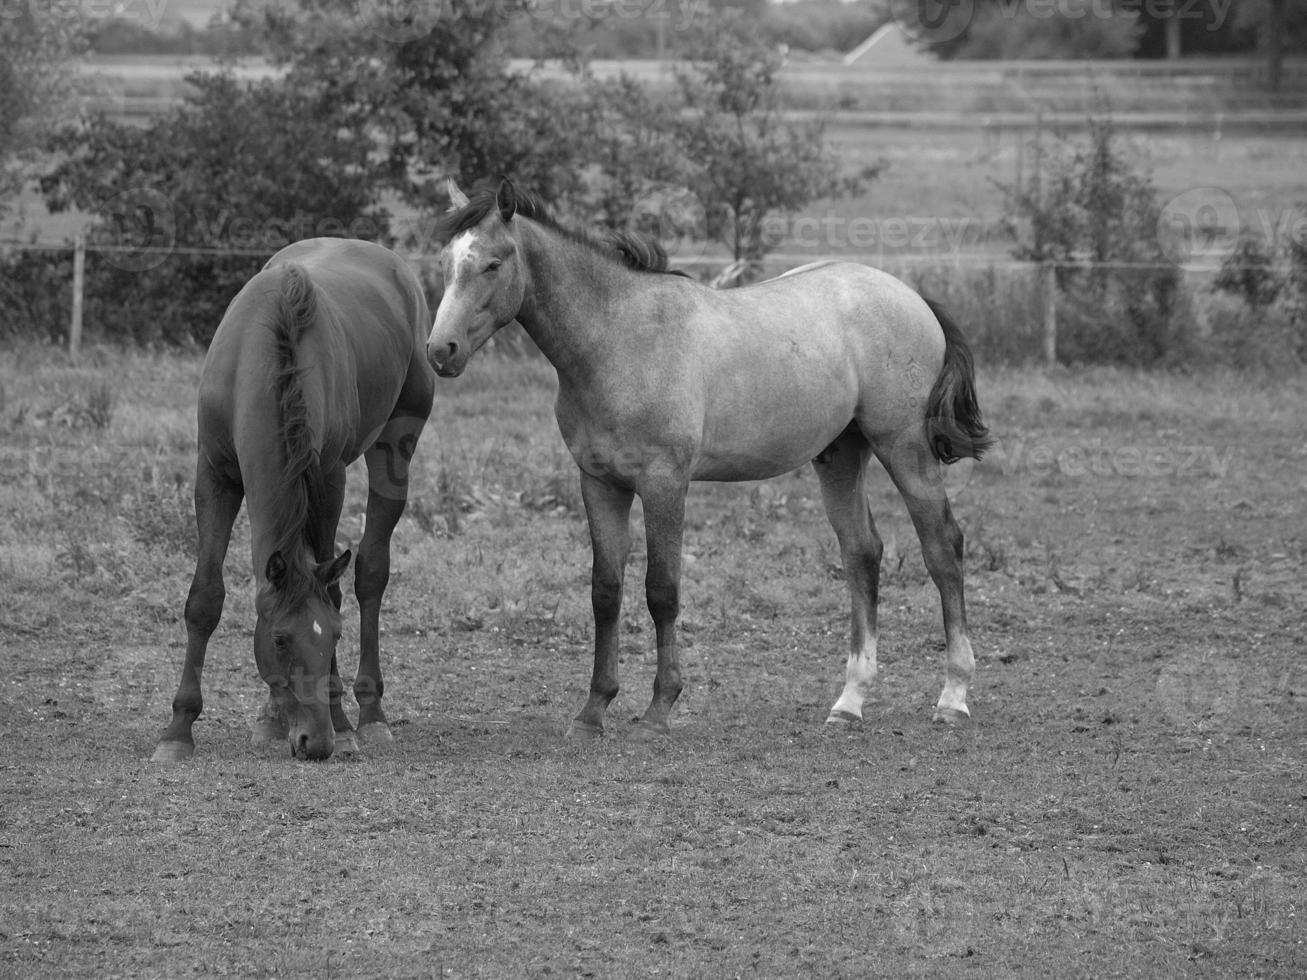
334, 729, 360, 755
150, 740, 194, 763
932, 706, 971, 726
631, 719, 671, 741
356, 722, 393, 746
565, 719, 605, 740
825, 709, 863, 727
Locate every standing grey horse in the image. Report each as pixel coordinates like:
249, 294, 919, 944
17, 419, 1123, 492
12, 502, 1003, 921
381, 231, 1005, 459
427, 179, 992, 737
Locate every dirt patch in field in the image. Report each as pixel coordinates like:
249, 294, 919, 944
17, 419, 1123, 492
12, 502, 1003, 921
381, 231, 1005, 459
1, 359, 1305, 976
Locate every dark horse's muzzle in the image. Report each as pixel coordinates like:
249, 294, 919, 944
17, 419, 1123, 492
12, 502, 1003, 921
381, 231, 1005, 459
290, 724, 335, 761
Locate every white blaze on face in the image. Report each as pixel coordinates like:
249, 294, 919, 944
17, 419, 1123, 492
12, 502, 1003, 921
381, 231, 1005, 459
313, 620, 323, 637
447, 231, 477, 288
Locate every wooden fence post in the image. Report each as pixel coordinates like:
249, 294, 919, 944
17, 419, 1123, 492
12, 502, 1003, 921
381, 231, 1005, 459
69, 233, 86, 360
1042, 260, 1057, 366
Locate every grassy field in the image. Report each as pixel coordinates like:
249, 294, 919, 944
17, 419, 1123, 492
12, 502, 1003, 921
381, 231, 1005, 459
1, 344, 1304, 976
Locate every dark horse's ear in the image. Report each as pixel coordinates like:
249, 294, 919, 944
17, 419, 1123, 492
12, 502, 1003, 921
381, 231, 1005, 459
266, 551, 289, 589
495, 177, 517, 224
316, 550, 352, 588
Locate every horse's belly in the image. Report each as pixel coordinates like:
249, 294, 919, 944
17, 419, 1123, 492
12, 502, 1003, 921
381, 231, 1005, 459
691, 357, 856, 481
693, 414, 846, 482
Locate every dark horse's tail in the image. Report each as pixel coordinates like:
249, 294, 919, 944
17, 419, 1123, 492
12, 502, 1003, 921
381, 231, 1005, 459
269, 263, 327, 563
922, 298, 993, 465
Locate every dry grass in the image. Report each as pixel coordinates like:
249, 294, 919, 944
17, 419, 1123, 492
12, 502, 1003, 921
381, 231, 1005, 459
1, 345, 1305, 977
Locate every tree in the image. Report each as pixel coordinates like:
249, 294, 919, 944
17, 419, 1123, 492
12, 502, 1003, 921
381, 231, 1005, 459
0, 0, 85, 215
667, 13, 872, 269
230, 0, 593, 220
35, 73, 389, 345
1236, 0, 1307, 93
1001, 116, 1181, 364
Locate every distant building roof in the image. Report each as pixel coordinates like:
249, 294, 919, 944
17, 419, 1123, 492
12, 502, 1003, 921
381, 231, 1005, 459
844, 23, 931, 67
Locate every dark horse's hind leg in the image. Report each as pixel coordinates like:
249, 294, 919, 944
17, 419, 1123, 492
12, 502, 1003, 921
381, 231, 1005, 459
352, 422, 422, 744
152, 459, 242, 762
569, 472, 634, 737
320, 462, 357, 754
813, 427, 884, 725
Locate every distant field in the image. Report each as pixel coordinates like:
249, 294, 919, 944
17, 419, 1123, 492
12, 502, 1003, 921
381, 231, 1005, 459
52, 54, 1307, 258
8, 54, 1304, 291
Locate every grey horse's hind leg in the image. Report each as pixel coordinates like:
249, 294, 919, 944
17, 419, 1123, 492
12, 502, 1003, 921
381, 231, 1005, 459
813, 427, 884, 725
875, 430, 975, 724
570, 472, 635, 737
633, 481, 688, 737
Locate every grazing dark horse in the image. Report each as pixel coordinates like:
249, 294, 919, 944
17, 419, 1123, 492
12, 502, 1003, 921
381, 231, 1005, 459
427, 179, 992, 737
152, 238, 435, 761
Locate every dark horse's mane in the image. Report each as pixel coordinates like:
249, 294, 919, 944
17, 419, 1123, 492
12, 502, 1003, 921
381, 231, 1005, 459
266, 264, 331, 609
438, 182, 686, 276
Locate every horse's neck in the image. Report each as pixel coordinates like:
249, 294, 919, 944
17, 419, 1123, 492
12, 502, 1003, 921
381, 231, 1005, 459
515, 223, 629, 381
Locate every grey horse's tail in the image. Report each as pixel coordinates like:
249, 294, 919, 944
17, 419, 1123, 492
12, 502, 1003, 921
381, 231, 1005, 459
922, 298, 993, 464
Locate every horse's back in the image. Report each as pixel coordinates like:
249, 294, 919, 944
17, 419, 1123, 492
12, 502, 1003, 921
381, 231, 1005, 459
267, 238, 430, 341
200, 239, 433, 471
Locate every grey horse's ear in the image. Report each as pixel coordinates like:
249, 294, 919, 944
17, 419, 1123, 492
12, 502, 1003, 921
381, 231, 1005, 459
496, 177, 517, 223
446, 178, 469, 211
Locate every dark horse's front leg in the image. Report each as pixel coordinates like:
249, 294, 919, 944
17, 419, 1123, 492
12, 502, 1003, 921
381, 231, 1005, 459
152, 459, 242, 762
352, 420, 424, 745
569, 472, 634, 737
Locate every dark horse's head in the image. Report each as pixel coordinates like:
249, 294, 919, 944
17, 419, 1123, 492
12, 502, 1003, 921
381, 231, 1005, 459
253, 548, 351, 760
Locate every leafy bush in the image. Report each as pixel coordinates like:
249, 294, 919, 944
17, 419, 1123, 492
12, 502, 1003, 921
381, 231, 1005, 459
1001, 115, 1183, 365
27, 72, 389, 346
1214, 235, 1284, 308
1208, 210, 1307, 368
